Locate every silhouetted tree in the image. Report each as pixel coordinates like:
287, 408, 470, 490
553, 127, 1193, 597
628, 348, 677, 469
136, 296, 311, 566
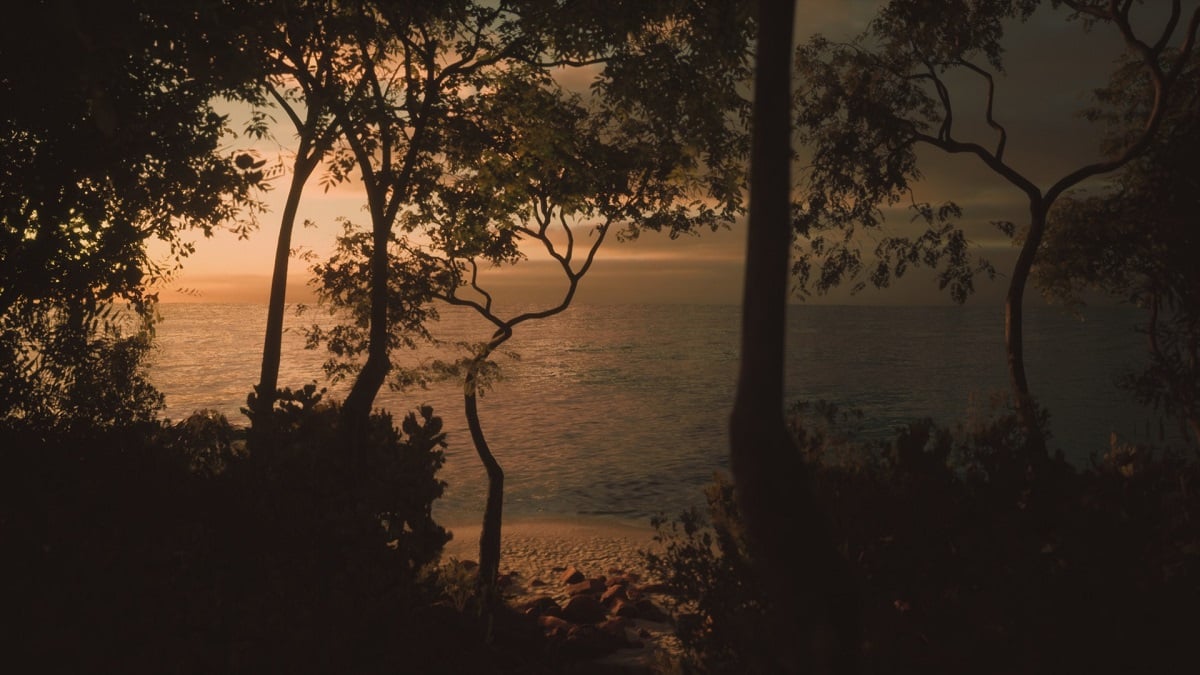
246, 1, 370, 432
730, 1, 860, 672
790, 0, 1200, 458
305, 1, 753, 606
317, 2, 523, 458
412, 68, 747, 603
0, 0, 265, 428
1037, 51, 1200, 445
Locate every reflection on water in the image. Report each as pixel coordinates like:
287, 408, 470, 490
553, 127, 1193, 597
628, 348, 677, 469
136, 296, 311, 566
151, 302, 1163, 523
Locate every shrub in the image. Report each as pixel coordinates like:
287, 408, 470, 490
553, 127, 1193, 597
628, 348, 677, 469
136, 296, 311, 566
645, 474, 770, 674
0, 386, 451, 674
646, 401, 1200, 674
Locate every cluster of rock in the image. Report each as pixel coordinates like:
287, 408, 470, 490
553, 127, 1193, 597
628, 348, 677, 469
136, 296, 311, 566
511, 565, 675, 660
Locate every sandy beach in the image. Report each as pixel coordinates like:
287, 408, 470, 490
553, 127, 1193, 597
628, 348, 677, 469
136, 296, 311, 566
440, 517, 662, 588
440, 517, 681, 669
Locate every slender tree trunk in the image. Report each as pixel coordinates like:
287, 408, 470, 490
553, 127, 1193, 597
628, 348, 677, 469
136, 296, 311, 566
464, 357, 504, 608
252, 154, 319, 430
341, 210, 391, 463
730, 2, 859, 672
1005, 201, 1049, 459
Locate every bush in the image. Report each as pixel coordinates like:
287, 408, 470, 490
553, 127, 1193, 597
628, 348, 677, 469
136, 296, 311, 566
0, 386, 451, 674
645, 474, 770, 674
646, 401, 1200, 674
0, 300, 164, 432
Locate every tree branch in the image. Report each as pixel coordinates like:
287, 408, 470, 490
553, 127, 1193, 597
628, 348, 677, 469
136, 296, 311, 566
956, 58, 1009, 161
919, 54, 954, 142
913, 133, 1040, 202
1044, 4, 1200, 205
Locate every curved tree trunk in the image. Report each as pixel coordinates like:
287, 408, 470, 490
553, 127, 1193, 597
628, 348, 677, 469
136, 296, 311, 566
252, 153, 319, 431
341, 211, 391, 464
1004, 201, 1049, 460
464, 357, 504, 608
730, 2, 859, 672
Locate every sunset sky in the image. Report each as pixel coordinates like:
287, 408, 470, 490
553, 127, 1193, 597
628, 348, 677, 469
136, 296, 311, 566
154, 0, 1161, 307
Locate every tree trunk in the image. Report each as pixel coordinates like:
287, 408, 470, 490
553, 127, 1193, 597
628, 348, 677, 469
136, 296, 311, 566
1005, 201, 1049, 460
252, 153, 318, 430
730, 2, 859, 672
465, 362, 504, 608
341, 213, 391, 463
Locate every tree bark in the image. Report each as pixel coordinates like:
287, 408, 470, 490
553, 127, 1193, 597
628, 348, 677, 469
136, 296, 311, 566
252, 152, 319, 429
341, 205, 391, 462
1004, 201, 1049, 460
465, 360, 504, 608
730, 1, 859, 672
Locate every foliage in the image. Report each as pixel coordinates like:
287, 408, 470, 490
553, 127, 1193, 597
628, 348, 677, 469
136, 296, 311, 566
646, 474, 771, 674
790, 0, 1197, 302
0, 301, 164, 431
303, 218, 445, 387
299, 2, 755, 608
1, 394, 451, 673
305, 1, 754, 392
648, 401, 1200, 674
434, 557, 481, 613
0, 0, 268, 427
789, 1, 1042, 301
245, 0, 368, 420
1037, 52, 1200, 442
0, 0, 265, 306
790, 0, 1199, 451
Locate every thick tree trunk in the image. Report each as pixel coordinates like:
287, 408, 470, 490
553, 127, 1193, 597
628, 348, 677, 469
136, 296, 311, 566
252, 155, 318, 429
730, 2, 859, 672
1005, 202, 1049, 460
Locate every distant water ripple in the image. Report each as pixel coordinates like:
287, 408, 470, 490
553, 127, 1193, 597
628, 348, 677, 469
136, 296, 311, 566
150, 303, 1167, 523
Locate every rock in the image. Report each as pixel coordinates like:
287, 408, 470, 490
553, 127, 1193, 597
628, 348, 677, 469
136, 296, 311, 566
529, 578, 547, 587
558, 566, 585, 585
610, 598, 639, 618
600, 583, 628, 606
635, 581, 669, 595
460, 559, 479, 570
497, 573, 513, 588
634, 598, 672, 624
597, 617, 633, 646
537, 614, 571, 639
606, 574, 637, 588
567, 578, 606, 596
519, 595, 562, 618
562, 594, 608, 624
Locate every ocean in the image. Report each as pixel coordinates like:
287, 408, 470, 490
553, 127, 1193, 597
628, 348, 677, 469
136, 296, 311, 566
149, 302, 1171, 524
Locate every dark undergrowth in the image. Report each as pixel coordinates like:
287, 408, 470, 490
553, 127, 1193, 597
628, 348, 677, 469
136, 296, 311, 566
647, 400, 1200, 674
0, 385, 570, 674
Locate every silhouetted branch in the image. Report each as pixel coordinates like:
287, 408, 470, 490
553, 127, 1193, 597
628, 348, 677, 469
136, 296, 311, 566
955, 58, 1008, 161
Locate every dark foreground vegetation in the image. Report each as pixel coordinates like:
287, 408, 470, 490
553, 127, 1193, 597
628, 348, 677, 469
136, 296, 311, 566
0, 379, 643, 674
5, 385, 1196, 674
649, 401, 1200, 674
0, 387, 460, 673
3, 0, 1198, 672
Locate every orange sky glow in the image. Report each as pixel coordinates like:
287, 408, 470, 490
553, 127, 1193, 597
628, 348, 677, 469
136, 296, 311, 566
151, 0, 1170, 308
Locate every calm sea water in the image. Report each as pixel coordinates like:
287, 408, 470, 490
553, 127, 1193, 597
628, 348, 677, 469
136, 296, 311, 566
150, 302, 1169, 524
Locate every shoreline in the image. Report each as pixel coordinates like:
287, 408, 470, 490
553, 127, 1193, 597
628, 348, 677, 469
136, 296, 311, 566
440, 515, 661, 586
